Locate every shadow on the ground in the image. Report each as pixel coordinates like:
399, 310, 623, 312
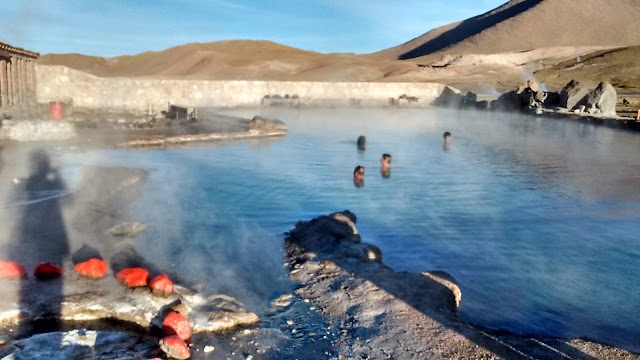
9, 150, 69, 338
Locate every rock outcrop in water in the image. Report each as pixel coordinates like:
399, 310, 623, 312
121, 113, 287, 148
488, 79, 621, 121
433, 87, 482, 110
490, 80, 561, 113
560, 80, 590, 111
284, 211, 640, 359
249, 115, 288, 133
585, 82, 618, 117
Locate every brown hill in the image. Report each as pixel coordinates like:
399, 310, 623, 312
378, 0, 640, 61
38, 2, 640, 93
40, 40, 319, 78
39, 40, 415, 81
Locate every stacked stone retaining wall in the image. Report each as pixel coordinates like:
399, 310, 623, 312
36, 65, 447, 111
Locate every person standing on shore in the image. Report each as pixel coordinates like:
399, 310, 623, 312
380, 153, 391, 178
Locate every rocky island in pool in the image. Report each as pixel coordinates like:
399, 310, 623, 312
0, 109, 288, 149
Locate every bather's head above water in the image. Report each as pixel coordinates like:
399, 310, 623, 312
443, 131, 452, 150
380, 153, 391, 178
357, 135, 366, 150
443, 132, 451, 145
353, 165, 365, 187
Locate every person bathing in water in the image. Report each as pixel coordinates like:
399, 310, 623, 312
443, 131, 452, 150
380, 153, 391, 178
357, 135, 366, 151
353, 165, 365, 187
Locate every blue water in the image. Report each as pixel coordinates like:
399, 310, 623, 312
65, 108, 640, 351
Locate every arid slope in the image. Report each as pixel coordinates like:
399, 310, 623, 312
37, 0, 640, 93
39, 40, 414, 82
534, 46, 640, 91
378, 0, 640, 61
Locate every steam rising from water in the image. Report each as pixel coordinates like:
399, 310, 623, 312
521, 66, 548, 91
1, 108, 639, 352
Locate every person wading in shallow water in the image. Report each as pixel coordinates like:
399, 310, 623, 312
353, 165, 365, 188
357, 135, 366, 151
380, 153, 391, 178
443, 131, 452, 151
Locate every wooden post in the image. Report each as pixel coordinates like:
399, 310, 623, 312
31, 60, 37, 101
0, 59, 6, 108
16, 57, 22, 105
10, 57, 18, 106
6, 60, 13, 106
19, 57, 26, 104
14, 57, 19, 105
27, 59, 34, 101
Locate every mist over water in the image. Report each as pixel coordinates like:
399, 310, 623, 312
26, 108, 640, 351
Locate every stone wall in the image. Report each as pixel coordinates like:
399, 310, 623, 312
36, 65, 447, 111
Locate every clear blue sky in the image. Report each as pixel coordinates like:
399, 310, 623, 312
1, 0, 505, 57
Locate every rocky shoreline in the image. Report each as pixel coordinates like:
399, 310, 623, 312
433, 79, 640, 132
0, 109, 287, 148
119, 115, 287, 148
284, 211, 639, 360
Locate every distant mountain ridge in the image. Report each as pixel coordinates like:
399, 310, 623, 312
37, 0, 640, 92
39, 40, 421, 82
378, 0, 640, 60
39, 41, 323, 77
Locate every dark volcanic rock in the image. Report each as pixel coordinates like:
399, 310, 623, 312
492, 90, 520, 111
433, 86, 464, 108
560, 80, 590, 110
544, 91, 562, 107
33, 262, 64, 280
433, 87, 484, 110
249, 115, 288, 133
493, 80, 553, 113
586, 82, 618, 117
475, 100, 489, 110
